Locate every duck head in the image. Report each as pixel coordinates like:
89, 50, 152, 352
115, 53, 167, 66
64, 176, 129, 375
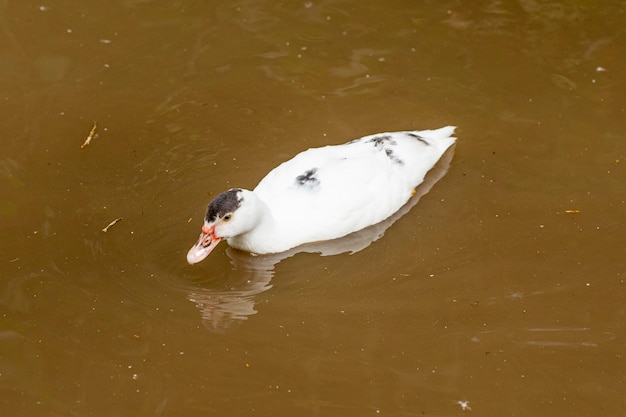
186, 188, 261, 264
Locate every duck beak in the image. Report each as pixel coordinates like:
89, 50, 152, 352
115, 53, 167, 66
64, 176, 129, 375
186, 228, 222, 265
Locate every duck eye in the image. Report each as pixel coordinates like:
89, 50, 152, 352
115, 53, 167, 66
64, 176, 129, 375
223, 213, 232, 221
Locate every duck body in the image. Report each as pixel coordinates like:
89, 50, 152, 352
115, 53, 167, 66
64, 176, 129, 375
187, 126, 456, 264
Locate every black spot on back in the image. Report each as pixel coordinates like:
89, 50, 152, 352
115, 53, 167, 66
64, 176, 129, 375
295, 168, 320, 188
406, 132, 430, 146
367, 134, 404, 165
368, 134, 393, 147
205, 188, 242, 223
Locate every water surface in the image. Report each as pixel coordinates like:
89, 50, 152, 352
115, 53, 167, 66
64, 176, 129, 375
1, 1, 625, 416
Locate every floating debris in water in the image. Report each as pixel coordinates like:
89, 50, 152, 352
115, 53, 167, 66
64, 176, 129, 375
81, 121, 98, 148
102, 217, 122, 232
456, 400, 472, 411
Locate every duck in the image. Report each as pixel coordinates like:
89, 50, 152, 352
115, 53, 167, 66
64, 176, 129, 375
187, 126, 457, 264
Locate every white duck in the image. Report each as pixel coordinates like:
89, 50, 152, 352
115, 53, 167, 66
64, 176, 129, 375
187, 126, 456, 264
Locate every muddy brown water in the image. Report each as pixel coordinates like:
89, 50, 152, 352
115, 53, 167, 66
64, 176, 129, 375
1, 1, 625, 416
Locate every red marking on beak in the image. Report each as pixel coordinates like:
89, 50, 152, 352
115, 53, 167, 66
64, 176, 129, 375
202, 224, 218, 240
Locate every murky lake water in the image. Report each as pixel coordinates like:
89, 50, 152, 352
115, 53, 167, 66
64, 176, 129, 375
1, 1, 625, 416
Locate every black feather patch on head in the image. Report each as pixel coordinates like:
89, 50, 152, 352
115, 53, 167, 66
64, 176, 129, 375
205, 188, 242, 223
